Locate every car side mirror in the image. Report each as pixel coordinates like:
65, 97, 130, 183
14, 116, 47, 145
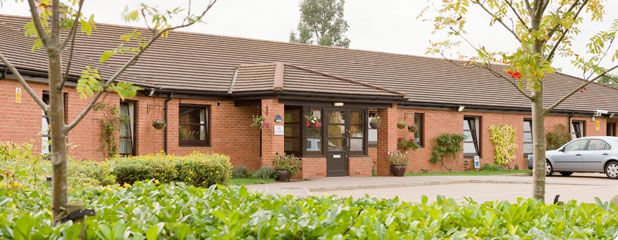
558, 148, 564, 152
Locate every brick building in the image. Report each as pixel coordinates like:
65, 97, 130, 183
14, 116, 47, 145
2, 15, 618, 178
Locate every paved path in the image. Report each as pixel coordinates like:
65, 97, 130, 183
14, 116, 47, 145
246, 173, 618, 203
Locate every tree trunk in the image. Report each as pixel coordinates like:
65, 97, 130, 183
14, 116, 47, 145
531, 93, 546, 201
47, 49, 68, 223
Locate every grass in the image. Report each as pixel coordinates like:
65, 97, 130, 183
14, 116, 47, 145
405, 169, 531, 177
230, 178, 275, 186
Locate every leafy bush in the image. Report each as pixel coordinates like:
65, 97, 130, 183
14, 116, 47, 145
397, 137, 419, 152
69, 160, 116, 186
111, 153, 232, 187
430, 133, 465, 163
1, 180, 618, 239
387, 152, 409, 166
232, 165, 250, 178
250, 166, 276, 179
489, 124, 517, 166
482, 163, 508, 171
0, 142, 35, 161
272, 155, 301, 176
546, 124, 571, 150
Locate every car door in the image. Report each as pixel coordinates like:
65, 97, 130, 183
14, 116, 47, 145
551, 139, 588, 171
581, 139, 609, 172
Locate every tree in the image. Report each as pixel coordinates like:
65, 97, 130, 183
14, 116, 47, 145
598, 74, 618, 88
0, 0, 217, 222
289, 0, 351, 48
425, 0, 617, 201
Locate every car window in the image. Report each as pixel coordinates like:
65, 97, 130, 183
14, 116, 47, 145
564, 140, 588, 151
587, 139, 609, 151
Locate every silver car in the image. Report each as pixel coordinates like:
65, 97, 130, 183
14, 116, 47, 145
528, 136, 618, 179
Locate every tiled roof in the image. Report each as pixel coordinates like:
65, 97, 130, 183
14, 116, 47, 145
1, 14, 617, 112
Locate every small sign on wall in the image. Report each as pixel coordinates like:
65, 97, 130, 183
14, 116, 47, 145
595, 119, 601, 131
474, 156, 480, 169
274, 125, 284, 136
15, 88, 22, 103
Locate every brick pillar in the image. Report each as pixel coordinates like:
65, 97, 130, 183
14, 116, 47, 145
260, 98, 285, 166
377, 103, 399, 176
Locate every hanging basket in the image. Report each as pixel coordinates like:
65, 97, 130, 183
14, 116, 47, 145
152, 120, 166, 130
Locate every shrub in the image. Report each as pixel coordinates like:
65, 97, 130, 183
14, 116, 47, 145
489, 124, 517, 166
430, 133, 465, 163
397, 138, 419, 152
69, 160, 116, 186
546, 124, 571, 150
482, 163, 508, 171
0, 142, 35, 161
272, 155, 301, 176
387, 152, 409, 166
111, 153, 232, 187
251, 166, 276, 179
232, 165, 250, 178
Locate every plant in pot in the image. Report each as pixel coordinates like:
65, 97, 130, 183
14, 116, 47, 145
273, 154, 301, 182
369, 116, 381, 129
407, 124, 418, 133
251, 115, 264, 129
397, 120, 407, 129
305, 115, 322, 128
387, 151, 409, 177
152, 120, 166, 130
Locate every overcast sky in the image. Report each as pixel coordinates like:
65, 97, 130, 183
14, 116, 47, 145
1, 0, 617, 77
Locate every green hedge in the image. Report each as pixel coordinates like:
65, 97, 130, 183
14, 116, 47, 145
111, 153, 232, 187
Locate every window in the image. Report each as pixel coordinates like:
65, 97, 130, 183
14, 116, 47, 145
607, 122, 616, 136
305, 108, 323, 154
571, 121, 585, 139
564, 139, 587, 151
587, 139, 610, 151
523, 120, 533, 157
414, 113, 424, 147
41, 91, 68, 154
284, 107, 302, 156
348, 110, 365, 154
179, 105, 209, 146
368, 112, 378, 147
119, 101, 136, 155
463, 117, 481, 157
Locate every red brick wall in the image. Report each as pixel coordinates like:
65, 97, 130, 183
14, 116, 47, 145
349, 156, 373, 176
260, 98, 285, 167
301, 157, 327, 179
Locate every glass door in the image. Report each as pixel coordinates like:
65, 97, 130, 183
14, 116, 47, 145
326, 110, 348, 176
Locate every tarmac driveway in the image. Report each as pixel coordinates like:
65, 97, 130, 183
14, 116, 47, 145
246, 173, 618, 203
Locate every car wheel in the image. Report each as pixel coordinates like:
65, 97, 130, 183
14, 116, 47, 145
559, 171, 573, 176
605, 161, 618, 179
546, 161, 554, 176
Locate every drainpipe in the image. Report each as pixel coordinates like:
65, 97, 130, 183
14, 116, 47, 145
163, 92, 174, 154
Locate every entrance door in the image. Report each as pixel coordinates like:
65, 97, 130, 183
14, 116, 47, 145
326, 110, 348, 176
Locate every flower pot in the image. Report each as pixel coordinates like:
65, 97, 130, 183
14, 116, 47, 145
369, 122, 380, 129
391, 165, 406, 177
397, 121, 407, 129
275, 170, 291, 182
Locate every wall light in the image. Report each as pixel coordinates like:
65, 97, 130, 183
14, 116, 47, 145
458, 106, 465, 112
333, 102, 344, 107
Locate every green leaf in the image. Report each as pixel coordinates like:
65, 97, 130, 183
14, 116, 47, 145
109, 82, 142, 100
146, 223, 164, 240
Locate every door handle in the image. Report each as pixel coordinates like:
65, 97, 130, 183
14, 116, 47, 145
603, 153, 609, 156
575, 153, 582, 156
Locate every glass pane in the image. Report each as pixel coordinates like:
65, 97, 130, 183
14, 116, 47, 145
119, 138, 128, 154
306, 138, 322, 151
349, 111, 362, 125
328, 125, 345, 138
565, 140, 587, 151
179, 124, 205, 140
523, 121, 532, 131
179, 107, 205, 124
523, 143, 533, 154
350, 138, 363, 152
285, 124, 301, 137
588, 140, 607, 151
368, 129, 377, 144
350, 125, 363, 138
463, 130, 473, 141
328, 139, 344, 151
524, 132, 533, 143
463, 119, 471, 130
284, 138, 301, 152
285, 109, 301, 123
307, 127, 322, 138
464, 142, 477, 154
329, 111, 345, 124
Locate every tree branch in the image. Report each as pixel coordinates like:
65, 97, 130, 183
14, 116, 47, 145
546, 0, 585, 40
545, 0, 588, 61
0, 51, 49, 112
58, 0, 85, 91
545, 64, 618, 114
27, 0, 49, 47
473, 1, 522, 43
64, 0, 217, 132
505, 0, 530, 30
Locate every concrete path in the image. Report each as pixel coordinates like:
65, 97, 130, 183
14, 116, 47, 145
246, 173, 618, 203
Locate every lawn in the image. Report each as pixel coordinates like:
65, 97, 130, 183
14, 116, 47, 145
230, 178, 275, 185
405, 169, 531, 177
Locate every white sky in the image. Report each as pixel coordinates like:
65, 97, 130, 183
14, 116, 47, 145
1, 0, 617, 78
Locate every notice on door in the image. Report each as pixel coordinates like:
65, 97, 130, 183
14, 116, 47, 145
274, 125, 284, 136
